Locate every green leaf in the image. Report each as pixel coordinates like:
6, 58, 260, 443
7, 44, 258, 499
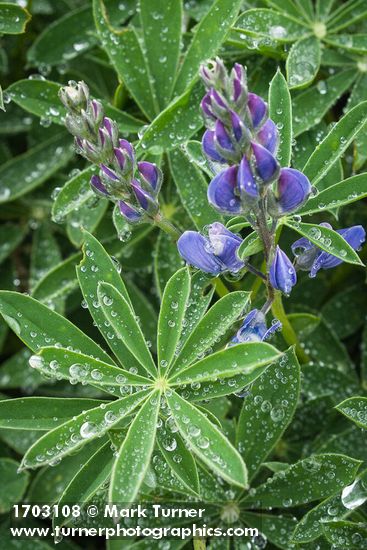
166, 390, 247, 487
180, 272, 214, 345
7, 79, 143, 133
27, 6, 95, 66
0, 459, 28, 513
328, 0, 367, 32
242, 512, 298, 550
0, 397, 105, 430
21, 389, 150, 469
52, 167, 95, 222
174, 0, 243, 95
235, 9, 308, 43
236, 348, 300, 481
0, 223, 27, 264
56, 443, 113, 526
243, 454, 361, 508
170, 291, 250, 376
302, 101, 367, 184
0, 348, 42, 391
265, 0, 303, 19
323, 521, 367, 549
169, 147, 219, 229
32, 252, 81, 309
0, 290, 113, 364
169, 342, 281, 385
237, 232, 264, 259
286, 36, 321, 89
139, 0, 182, 109
66, 197, 108, 247
93, 0, 158, 119
316, 0, 336, 19
139, 81, 204, 154
302, 364, 359, 404
183, 140, 214, 178
30, 223, 62, 294
0, 3, 30, 34
286, 220, 364, 266
300, 173, 367, 215
321, 283, 367, 339
109, 390, 159, 502
157, 426, 199, 496
292, 492, 352, 543
154, 231, 183, 298
336, 397, 367, 429
33, 347, 151, 394
77, 232, 144, 375
157, 268, 190, 371
292, 69, 357, 137
325, 34, 367, 54
0, 133, 73, 203
98, 282, 157, 377
269, 69, 292, 166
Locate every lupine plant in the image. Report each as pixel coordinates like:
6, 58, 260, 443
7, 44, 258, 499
1, 1, 367, 549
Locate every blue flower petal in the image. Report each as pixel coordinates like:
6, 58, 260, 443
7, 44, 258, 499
177, 231, 222, 274
269, 246, 297, 294
207, 166, 241, 214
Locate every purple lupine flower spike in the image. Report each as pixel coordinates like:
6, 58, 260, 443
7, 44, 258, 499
292, 224, 366, 277
268, 168, 312, 216
269, 246, 297, 294
131, 180, 159, 215
214, 120, 236, 160
177, 223, 244, 275
251, 142, 279, 183
231, 309, 281, 344
207, 165, 241, 214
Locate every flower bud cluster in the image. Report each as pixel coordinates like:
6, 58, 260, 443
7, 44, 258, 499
200, 59, 311, 218
59, 81, 162, 224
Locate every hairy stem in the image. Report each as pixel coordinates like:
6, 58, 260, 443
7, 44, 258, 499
271, 291, 309, 363
193, 538, 206, 550
153, 214, 182, 240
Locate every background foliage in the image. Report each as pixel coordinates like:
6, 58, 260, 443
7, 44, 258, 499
0, 0, 367, 549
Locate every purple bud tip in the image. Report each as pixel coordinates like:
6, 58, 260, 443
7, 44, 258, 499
237, 155, 258, 198
119, 139, 134, 161
100, 164, 119, 182
137, 161, 159, 191
269, 246, 297, 294
201, 93, 215, 119
131, 180, 152, 211
207, 165, 241, 214
248, 93, 267, 128
251, 141, 279, 182
215, 120, 234, 153
276, 168, 312, 213
102, 117, 114, 137
90, 174, 109, 196
230, 111, 243, 142
202, 129, 226, 163
118, 200, 142, 222
114, 147, 126, 171
256, 119, 279, 155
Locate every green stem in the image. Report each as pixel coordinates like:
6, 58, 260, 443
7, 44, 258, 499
271, 291, 309, 363
153, 215, 181, 240
193, 538, 206, 550
213, 277, 230, 297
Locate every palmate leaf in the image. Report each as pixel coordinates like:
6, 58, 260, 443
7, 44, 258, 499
236, 348, 300, 481
302, 101, 367, 185
157, 267, 190, 372
0, 3, 30, 34
323, 521, 367, 549
0, 459, 29, 514
139, 0, 182, 110
55, 443, 113, 528
237, 232, 264, 259
109, 390, 160, 503
51, 166, 96, 223
235, 9, 308, 43
169, 290, 250, 375
336, 397, 367, 429
20, 389, 151, 469
269, 69, 292, 166
169, 342, 282, 386
98, 282, 157, 378
166, 390, 248, 488
242, 454, 361, 508
156, 422, 199, 496
32, 347, 151, 396
285, 220, 364, 266
286, 36, 321, 89
242, 512, 298, 550
77, 232, 144, 375
0, 397, 106, 430
0, 291, 113, 364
